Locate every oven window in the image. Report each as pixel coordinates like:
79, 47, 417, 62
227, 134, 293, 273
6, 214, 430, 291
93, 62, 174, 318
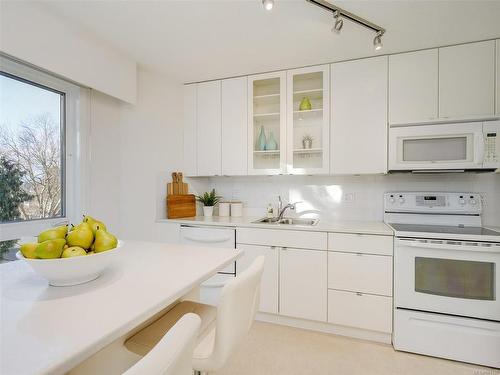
415, 257, 495, 300
403, 137, 467, 162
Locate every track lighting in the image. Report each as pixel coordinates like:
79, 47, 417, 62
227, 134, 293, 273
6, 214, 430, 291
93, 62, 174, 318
373, 31, 383, 51
331, 10, 343, 34
262, 0, 274, 11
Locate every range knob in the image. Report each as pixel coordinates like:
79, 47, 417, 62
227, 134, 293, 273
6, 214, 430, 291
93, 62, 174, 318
470, 199, 477, 206
459, 198, 466, 205
398, 197, 405, 204
389, 197, 396, 204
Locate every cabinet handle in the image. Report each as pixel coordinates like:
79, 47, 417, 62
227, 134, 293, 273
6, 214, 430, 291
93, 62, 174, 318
356, 292, 363, 296
356, 253, 363, 256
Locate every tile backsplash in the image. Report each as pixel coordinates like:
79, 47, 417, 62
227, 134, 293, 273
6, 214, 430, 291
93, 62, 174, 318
203, 173, 500, 226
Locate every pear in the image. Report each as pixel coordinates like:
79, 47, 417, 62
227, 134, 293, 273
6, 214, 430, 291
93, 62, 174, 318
70, 222, 91, 232
20, 243, 38, 259
35, 239, 66, 259
87, 251, 95, 255
94, 228, 118, 253
66, 224, 94, 249
84, 215, 107, 235
38, 225, 68, 243
61, 246, 87, 258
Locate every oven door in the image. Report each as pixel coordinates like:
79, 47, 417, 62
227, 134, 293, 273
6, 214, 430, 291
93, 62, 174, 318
388, 122, 484, 171
394, 237, 500, 321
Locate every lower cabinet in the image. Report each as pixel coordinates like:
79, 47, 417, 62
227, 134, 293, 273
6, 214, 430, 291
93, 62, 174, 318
237, 244, 279, 314
280, 247, 327, 322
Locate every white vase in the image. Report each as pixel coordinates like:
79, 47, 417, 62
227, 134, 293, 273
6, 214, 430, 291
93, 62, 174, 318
203, 206, 214, 217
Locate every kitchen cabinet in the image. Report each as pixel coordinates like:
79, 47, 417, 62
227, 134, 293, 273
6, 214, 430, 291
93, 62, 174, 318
280, 247, 327, 322
183, 84, 197, 176
496, 39, 500, 115
222, 77, 248, 175
389, 49, 438, 124
197, 81, 222, 176
237, 227, 327, 250
248, 71, 286, 175
328, 233, 393, 256
286, 65, 330, 174
330, 56, 388, 175
237, 244, 279, 314
439, 41, 495, 119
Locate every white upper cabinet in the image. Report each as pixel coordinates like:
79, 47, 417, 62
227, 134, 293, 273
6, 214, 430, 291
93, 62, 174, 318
183, 84, 197, 176
331, 56, 388, 175
196, 81, 222, 176
389, 49, 438, 124
286, 65, 330, 175
496, 39, 500, 115
222, 77, 247, 175
248, 72, 287, 175
439, 41, 495, 119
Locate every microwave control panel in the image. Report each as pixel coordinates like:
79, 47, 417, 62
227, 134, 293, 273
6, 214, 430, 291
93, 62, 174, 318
483, 121, 500, 167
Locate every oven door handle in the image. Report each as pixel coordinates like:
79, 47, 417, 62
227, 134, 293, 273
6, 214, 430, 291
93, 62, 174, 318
399, 240, 500, 253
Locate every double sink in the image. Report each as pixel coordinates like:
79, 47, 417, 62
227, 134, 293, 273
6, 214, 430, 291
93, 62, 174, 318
252, 217, 319, 227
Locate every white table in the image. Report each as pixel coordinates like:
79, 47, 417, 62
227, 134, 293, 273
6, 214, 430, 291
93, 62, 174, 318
0, 241, 241, 375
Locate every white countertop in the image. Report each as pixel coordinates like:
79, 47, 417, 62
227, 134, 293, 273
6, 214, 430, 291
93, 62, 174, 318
0, 241, 241, 375
159, 216, 393, 236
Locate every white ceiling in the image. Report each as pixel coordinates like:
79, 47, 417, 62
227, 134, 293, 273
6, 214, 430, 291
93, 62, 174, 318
42, 0, 500, 84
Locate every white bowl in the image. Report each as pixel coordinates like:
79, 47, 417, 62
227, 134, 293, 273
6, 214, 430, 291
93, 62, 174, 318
16, 241, 123, 286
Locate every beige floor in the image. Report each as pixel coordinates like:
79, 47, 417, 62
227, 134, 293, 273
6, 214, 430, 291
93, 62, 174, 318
215, 322, 497, 375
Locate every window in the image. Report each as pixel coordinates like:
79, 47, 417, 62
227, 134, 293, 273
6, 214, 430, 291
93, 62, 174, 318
0, 56, 85, 261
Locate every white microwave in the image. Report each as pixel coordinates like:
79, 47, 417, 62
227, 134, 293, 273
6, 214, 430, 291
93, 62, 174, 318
388, 121, 500, 172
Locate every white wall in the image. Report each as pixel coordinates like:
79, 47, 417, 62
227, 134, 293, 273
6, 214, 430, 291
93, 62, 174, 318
0, 2, 137, 104
207, 173, 500, 227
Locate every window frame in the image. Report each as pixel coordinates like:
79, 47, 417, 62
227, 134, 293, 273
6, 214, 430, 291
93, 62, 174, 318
0, 56, 86, 241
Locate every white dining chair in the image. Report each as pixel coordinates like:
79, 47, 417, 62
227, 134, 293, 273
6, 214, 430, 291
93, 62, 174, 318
123, 313, 201, 375
125, 256, 265, 375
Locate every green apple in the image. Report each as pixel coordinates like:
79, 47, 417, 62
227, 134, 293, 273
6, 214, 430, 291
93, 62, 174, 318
61, 246, 87, 258
35, 239, 66, 259
20, 243, 38, 259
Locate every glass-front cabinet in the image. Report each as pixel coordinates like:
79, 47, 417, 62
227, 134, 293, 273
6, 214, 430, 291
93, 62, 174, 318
248, 72, 286, 175
286, 65, 330, 174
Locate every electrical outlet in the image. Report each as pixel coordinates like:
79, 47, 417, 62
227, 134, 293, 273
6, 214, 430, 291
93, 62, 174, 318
342, 192, 356, 202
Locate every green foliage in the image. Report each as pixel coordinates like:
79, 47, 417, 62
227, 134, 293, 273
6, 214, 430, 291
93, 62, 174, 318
196, 189, 221, 207
0, 157, 33, 254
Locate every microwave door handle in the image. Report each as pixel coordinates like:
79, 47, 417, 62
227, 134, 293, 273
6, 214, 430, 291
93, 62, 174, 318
402, 241, 500, 253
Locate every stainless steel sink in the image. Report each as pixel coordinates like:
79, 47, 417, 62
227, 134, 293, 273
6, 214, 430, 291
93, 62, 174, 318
252, 217, 319, 226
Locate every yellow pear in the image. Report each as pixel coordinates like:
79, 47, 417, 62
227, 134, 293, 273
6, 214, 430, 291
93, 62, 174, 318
35, 239, 66, 259
20, 243, 38, 259
84, 215, 107, 234
61, 246, 87, 258
94, 228, 118, 253
66, 225, 94, 249
38, 225, 68, 243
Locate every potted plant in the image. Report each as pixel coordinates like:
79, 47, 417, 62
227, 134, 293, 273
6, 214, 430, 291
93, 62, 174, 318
196, 189, 221, 217
302, 134, 313, 149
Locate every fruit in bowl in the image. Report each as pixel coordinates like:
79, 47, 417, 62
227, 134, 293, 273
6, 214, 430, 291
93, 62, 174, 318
17, 215, 121, 286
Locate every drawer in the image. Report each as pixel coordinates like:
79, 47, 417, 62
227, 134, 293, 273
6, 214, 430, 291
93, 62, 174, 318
328, 290, 392, 333
328, 252, 392, 296
237, 228, 327, 250
328, 233, 393, 256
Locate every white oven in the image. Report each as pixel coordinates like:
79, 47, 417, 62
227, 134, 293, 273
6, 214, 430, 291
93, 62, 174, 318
388, 121, 500, 171
394, 237, 500, 322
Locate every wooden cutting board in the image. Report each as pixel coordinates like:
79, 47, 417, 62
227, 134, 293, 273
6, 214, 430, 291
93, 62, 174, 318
167, 194, 196, 219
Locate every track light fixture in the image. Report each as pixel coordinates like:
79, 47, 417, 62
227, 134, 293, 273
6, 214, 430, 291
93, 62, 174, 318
373, 31, 383, 51
331, 10, 343, 34
306, 0, 386, 50
262, 0, 274, 11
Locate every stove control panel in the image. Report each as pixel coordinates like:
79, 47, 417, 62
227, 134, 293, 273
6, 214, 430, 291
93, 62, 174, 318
384, 192, 482, 214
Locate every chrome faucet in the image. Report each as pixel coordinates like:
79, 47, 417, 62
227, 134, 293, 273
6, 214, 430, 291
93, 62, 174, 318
276, 195, 301, 221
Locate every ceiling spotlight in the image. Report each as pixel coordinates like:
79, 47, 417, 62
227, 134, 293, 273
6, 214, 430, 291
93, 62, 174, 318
331, 10, 343, 34
373, 31, 383, 51
262, 0, 274, 11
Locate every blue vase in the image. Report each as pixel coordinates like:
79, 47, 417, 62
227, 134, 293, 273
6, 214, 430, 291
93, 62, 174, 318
266, 131, 278, 151
257, 126, 267, 151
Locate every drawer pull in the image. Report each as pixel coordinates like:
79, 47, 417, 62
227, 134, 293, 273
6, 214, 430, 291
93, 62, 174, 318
356, 292, 363, 296
356, 253, 363, 256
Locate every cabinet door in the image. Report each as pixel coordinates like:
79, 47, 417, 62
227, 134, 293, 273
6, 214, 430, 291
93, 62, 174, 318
197, 81, 221, 176
389, 49, 438, 124
496, 40, 500, 115
222, 77, 247, 175
331, 57, 388, 174
439, 41, 495, 119
183, 84, 197, 176
280, 247, 327, 321
286, 65, 330, 174
237, 244, 278, 314
248, 72, 286, 175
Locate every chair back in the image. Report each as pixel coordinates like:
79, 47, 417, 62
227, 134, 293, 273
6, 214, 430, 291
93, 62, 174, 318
123, 313, 201, 375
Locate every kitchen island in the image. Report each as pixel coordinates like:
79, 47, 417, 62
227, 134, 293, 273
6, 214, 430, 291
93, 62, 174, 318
0, 241, 241, 375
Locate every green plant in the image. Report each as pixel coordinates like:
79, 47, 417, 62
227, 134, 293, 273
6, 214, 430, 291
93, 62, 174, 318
196, 189, 221, 207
